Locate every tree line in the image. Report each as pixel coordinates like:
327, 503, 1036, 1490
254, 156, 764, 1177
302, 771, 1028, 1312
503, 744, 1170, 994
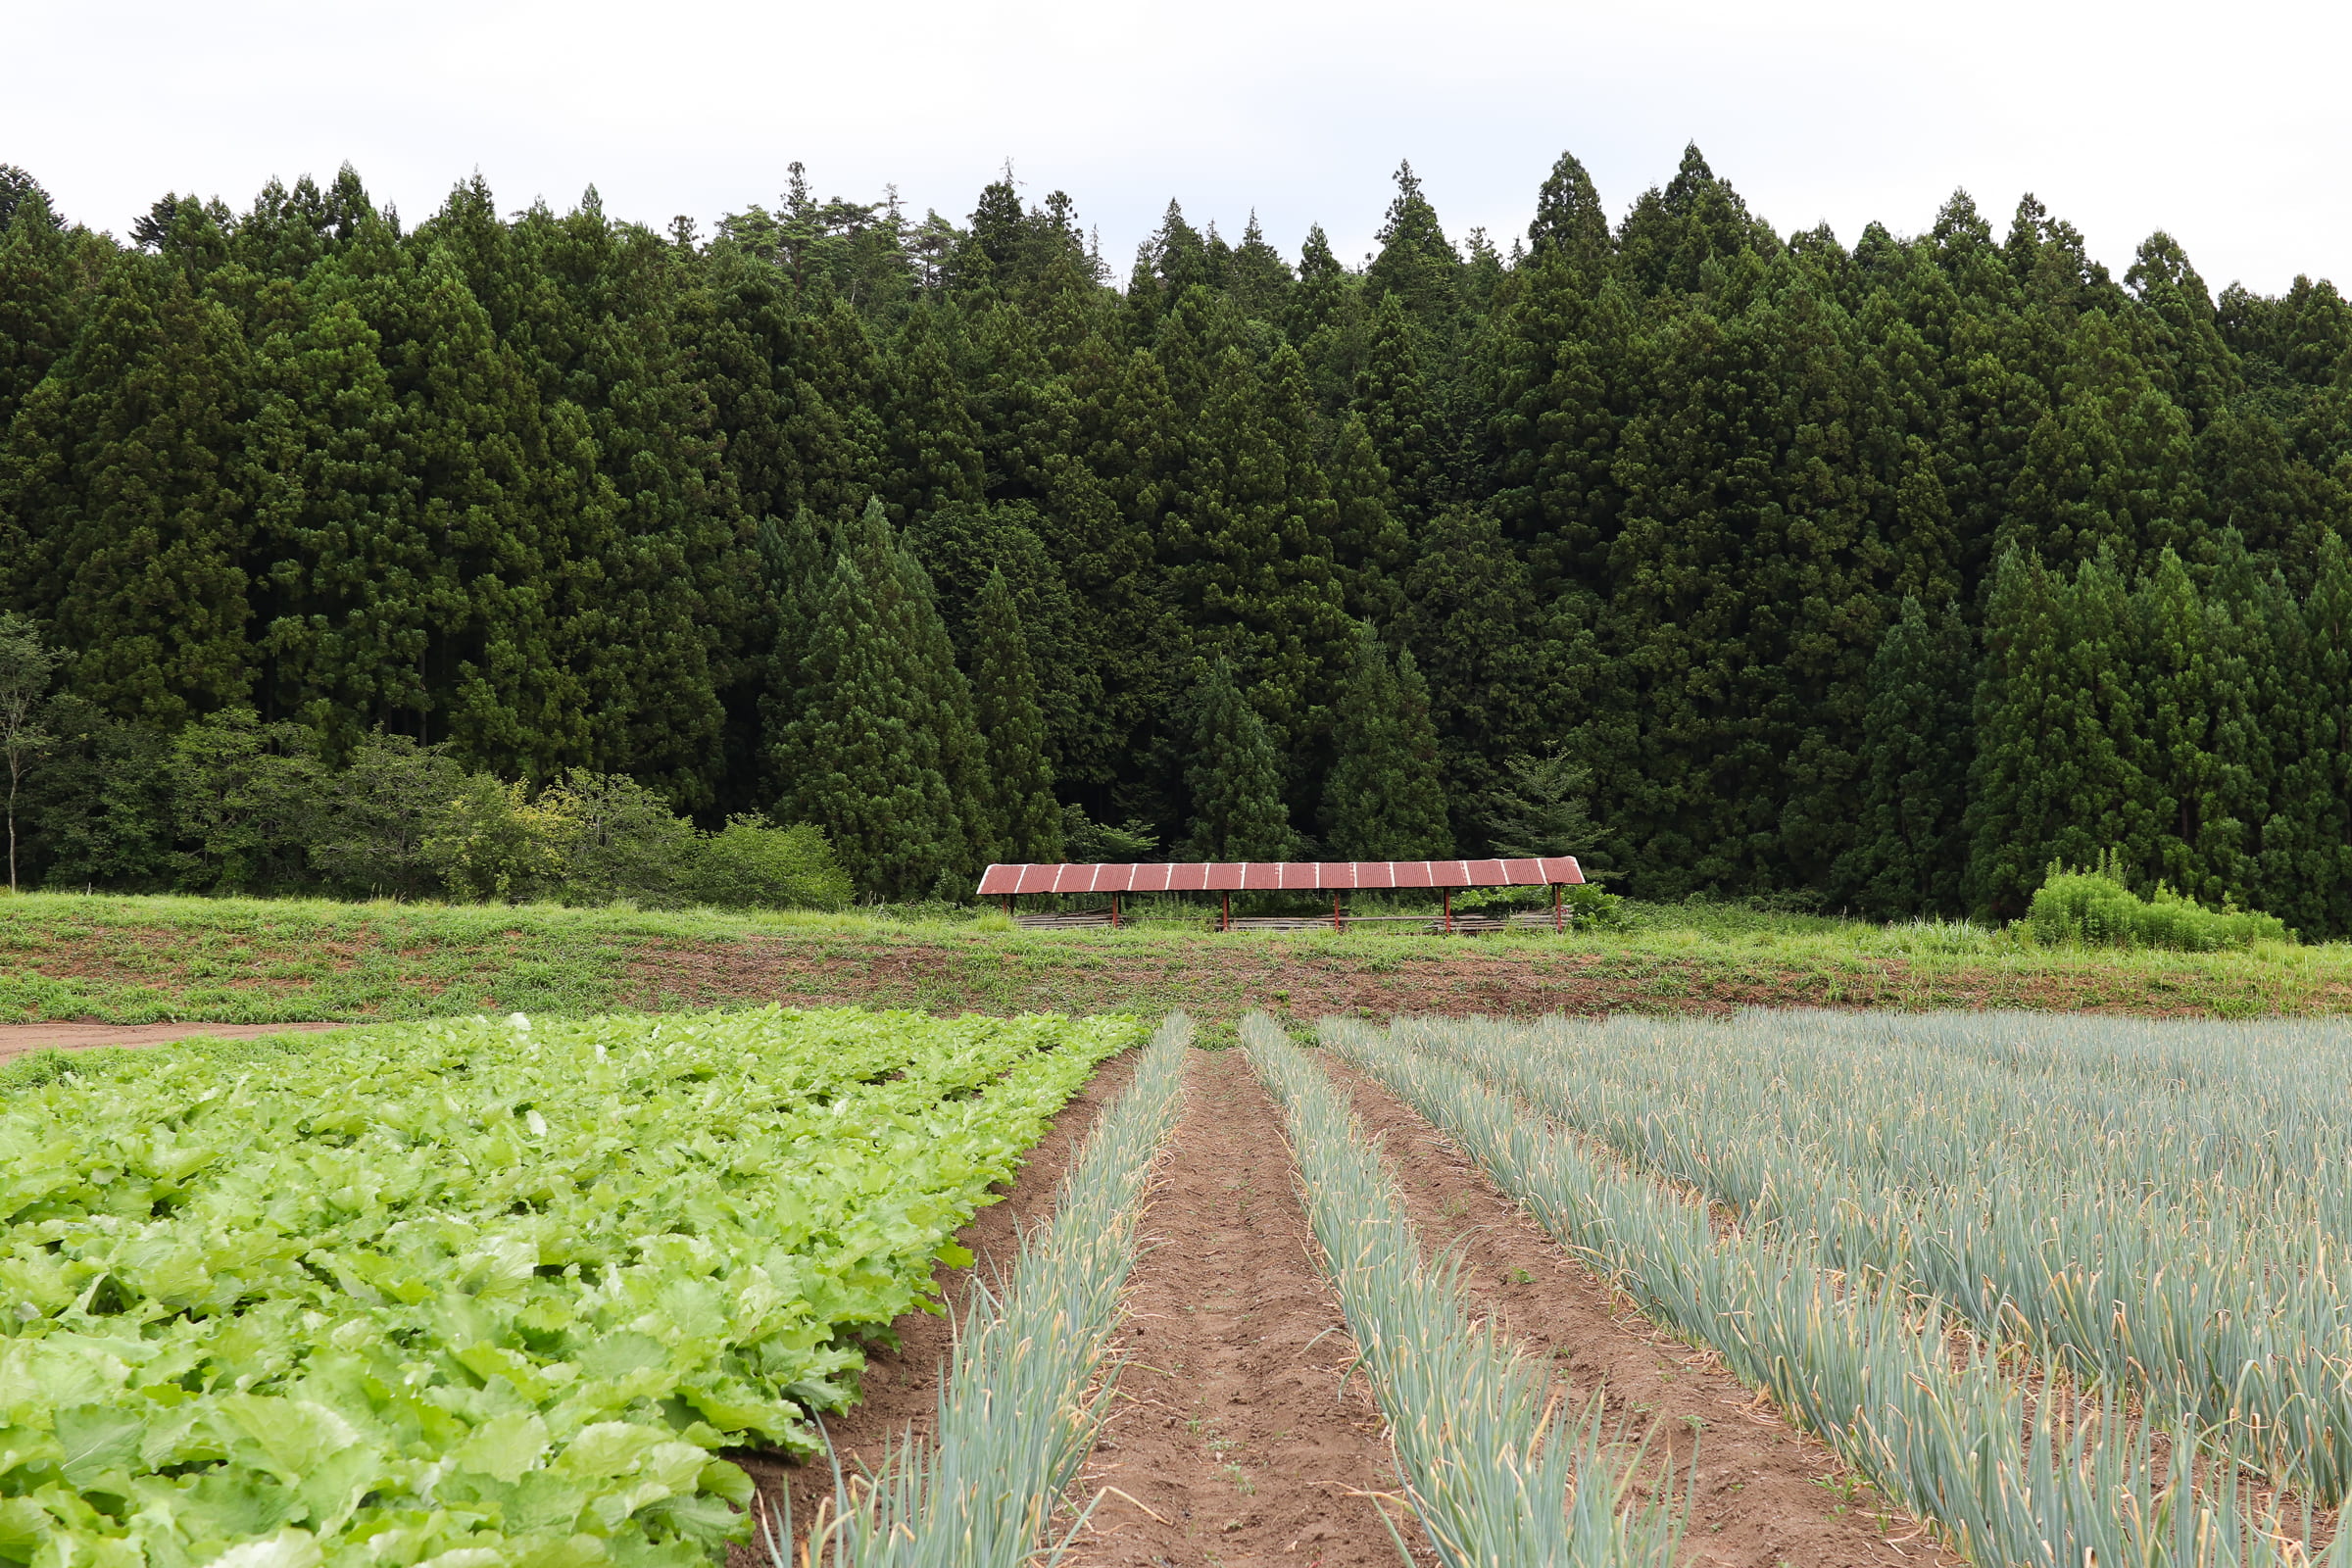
0, 151, 2345, 927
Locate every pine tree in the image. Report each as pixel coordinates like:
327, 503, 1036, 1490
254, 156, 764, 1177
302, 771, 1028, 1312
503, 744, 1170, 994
903, 500, 1098, 779
1833, 598, 1976, 916
1321, 621, 1451, 858
969, 568, 1063, 862
1183, 656, 1297, 860
2297, 532, 2352, 934
1226, 212, 1294, 322
1615, 144, 1780, 297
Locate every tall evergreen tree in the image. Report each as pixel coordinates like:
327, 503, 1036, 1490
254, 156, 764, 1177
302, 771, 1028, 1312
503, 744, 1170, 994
0, 189, 81, 434
1183, 656, 1297, 860
1365, 162, 1459, 342
1963, 551, 2158, 916
774, 498, 977, 899
1527, 150, 1612, 274
1832, 597, 1976, 916
1321, 621, 1452, 858
2, 257, 258, 724
968, 568, 1063, 863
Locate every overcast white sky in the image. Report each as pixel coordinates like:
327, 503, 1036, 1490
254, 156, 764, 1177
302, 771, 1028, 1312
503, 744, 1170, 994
9, 0, 2346, 296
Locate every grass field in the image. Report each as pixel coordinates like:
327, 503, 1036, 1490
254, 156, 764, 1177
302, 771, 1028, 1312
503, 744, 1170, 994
4, 891, 2348, 1025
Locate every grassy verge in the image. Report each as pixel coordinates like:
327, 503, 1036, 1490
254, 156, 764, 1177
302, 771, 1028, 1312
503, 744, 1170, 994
2, 891, 2347, 1024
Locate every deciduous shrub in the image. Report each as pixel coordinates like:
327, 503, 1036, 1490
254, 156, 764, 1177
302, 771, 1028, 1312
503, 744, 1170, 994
2026, 852, 2290, 950
683, 814, 855, 910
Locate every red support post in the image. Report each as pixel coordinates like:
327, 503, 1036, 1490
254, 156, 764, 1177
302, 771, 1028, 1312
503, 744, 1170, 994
1221, 891, 1230, 931
1111, 892, 1121, 929
1444, 888, 1452, 934
1553, 883, 1563, 934
1333, 891, 1343, 934
1003, 895, 1013, 917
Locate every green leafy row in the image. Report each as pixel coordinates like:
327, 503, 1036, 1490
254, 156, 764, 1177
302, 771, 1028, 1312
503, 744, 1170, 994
0, 1005, 1140, 1568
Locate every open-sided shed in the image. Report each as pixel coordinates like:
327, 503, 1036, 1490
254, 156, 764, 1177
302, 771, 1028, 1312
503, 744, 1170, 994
975, 858, 1587, 932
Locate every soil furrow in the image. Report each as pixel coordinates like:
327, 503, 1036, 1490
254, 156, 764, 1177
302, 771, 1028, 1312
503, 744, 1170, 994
725, 1048, 1145, 1566
1060, 1048, 1408, 1568
1319, 1052, 1965, 1568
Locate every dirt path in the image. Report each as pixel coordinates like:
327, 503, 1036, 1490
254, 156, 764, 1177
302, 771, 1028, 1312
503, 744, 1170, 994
1321, 1053, 1962, 1568
1060, 1049, 1408, 1568
0, 1020, 348, 1061
725, 1047, 1146, 1564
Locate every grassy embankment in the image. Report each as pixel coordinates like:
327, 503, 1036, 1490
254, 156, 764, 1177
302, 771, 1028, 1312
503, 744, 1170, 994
3, 890, 2346, 1026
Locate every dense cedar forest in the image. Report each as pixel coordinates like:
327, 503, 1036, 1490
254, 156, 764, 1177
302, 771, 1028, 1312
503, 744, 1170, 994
0, 150, 2347, 929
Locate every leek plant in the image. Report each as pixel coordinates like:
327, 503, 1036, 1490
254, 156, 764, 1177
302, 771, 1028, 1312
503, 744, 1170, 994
1360, 1010, 2352, 1506
1244, 1014, 1682, 1568
1323, 1017, 2350, 1568
800, 1012, 1192, 1568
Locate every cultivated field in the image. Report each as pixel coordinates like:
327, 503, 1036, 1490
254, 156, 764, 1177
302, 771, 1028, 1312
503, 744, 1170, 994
0, 1006, 1137, 1563
4, 891, 2348, 1034
5, 1000, 2347, 1566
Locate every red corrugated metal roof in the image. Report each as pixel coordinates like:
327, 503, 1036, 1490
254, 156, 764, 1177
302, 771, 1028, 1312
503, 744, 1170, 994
976, 858, 1583, 896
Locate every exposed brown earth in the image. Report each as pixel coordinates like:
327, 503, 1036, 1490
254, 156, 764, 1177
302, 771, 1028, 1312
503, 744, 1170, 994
613, 933, 2342, 1022
1318, 1052, 1965, 1568
0, 1019, 349, 1060
1056, 1048, 1412, 1568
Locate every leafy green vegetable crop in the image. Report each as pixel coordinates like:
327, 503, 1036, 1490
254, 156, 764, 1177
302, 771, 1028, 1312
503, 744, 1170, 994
0, 1005, 1138, 1567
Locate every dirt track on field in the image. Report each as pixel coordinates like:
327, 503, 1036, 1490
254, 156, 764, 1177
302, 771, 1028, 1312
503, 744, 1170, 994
0, 1020, 347, 1061
1057, 1049, 1411, 1568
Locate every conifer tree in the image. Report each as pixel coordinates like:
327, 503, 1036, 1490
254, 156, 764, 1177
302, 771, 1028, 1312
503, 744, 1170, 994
0, 189, 80, 434
1833, 598, 1976, 916
0, 167, 62, 233
1963, 551, 2158, 916
1365, 162, 1460, 342
1527, 150, 1612, 275
1225, 212, 1294, 322
1615, 144, 1779, 297
1355, 293, 1440, 522
774, 498, 975, 899
969, 568, 1063, 863
1183, 656, 1297, 860
2, 256, 258, 723
2299, 532, 2352, 934
1321, 622, 1451, 859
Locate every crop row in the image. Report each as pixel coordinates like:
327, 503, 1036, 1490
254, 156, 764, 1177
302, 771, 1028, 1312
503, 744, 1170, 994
1372, 1009, 2352, 1502
805, 1012, 1194, 1567
0, 1006, 1139, 1567
1245, 1017, 1679, 1566
1321, 1015, 2347, 1568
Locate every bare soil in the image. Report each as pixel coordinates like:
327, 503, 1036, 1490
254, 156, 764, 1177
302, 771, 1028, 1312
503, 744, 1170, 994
1057, 1048, 1412, 1568
724, 1049, 1147, 1566
0, 1020, 349, 1061
1319, 1053, 1964, 1568
612, 933, 2331, 1022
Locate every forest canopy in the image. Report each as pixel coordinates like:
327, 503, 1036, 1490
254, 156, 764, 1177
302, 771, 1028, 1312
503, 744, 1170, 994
0, 151, 2346, 928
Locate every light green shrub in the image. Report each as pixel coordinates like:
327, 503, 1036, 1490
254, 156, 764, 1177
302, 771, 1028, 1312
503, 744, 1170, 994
684, 813, 854, 910
2026, 851, 2289, 950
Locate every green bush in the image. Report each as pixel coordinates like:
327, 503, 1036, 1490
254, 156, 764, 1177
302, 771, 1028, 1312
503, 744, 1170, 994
683, 814, 854, 910
2026, 853, 2290, 951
